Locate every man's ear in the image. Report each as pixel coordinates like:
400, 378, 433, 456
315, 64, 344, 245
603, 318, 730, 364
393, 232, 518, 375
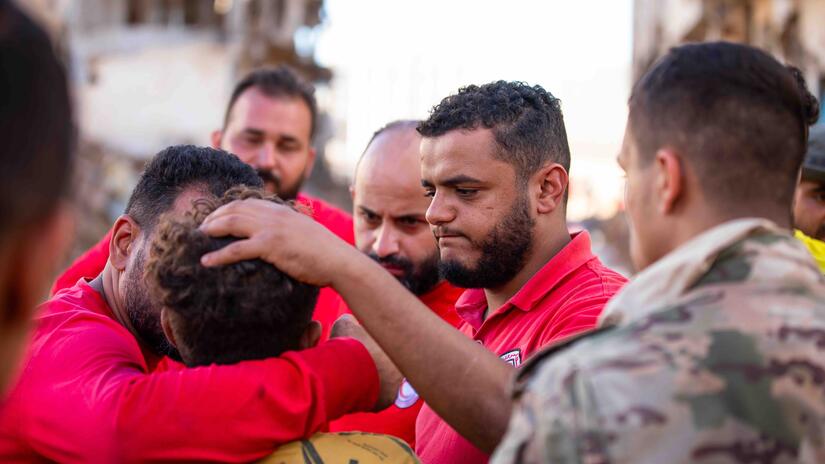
299, 320, 322, 350
210, 129, 223, 150
109, 215, 141, 272
349, 184, 356, 202
160, 308, 178, 349
653, 148, 684, 215
534, 163, 569, 214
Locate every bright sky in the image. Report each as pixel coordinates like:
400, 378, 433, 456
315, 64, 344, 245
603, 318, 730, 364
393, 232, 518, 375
315, 0, 633, 219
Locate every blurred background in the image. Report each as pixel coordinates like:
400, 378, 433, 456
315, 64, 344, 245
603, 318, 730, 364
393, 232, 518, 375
18, 0, 825, 276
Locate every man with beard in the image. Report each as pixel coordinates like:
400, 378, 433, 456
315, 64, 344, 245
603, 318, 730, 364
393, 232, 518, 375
0, 1, 74, 397
492, 42, 825, 463
209, 66, 353, 243
196, 81, 627, 463
794, 124, 825, 272
50, 66, 352, 338
0, 146, 400, 462
329, 120, 463, 447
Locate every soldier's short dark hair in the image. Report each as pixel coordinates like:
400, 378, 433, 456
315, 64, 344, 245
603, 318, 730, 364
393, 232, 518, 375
629, 41, 820, 214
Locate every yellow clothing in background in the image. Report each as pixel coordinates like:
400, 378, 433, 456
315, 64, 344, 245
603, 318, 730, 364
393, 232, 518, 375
795, 229, 825, 273
259, 432, 420, 464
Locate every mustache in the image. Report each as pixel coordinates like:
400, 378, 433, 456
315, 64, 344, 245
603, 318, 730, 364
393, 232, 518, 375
256, 169, 281, 189
367, 252, 413, 273
432, 226, 467, 239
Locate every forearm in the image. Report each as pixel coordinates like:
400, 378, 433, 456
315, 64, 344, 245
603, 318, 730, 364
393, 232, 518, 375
332, 251, 514, 452
120, 339, 376, 461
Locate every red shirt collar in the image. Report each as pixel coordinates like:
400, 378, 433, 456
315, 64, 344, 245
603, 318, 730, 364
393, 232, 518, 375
455, 231, 596, 330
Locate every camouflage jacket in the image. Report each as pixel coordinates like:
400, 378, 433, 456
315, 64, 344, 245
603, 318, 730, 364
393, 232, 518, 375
491, 219, 825, 464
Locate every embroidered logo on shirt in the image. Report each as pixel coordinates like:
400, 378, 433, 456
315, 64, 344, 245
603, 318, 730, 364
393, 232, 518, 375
394, 379, 419, 409
500, 349, 522, 367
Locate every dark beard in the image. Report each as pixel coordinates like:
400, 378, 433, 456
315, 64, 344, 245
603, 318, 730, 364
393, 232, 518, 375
125, 248, 181, 360
257, 169, 300, 201
439, 194, 535, 289
368, 250, 442, 296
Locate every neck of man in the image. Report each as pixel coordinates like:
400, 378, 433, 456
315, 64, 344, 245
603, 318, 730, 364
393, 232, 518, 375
664, 204, 793, 261
90, 264, 140, 341
482, 222, 571, 318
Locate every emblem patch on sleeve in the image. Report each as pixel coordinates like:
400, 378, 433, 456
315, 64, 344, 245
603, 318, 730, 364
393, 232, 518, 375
500, 349, 522, 367
394, 379, 420, 409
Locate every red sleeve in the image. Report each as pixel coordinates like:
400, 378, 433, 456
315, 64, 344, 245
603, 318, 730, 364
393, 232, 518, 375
50, 230, 112, 296
10, 310, 378, 463
538, 299, 607, 346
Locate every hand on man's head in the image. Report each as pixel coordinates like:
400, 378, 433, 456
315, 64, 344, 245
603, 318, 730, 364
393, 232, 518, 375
199, 198, 359, 287
331, 315, 403, 412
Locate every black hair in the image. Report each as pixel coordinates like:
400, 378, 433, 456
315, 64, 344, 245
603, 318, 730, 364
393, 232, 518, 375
223, 65, 318, 139
629, 41, 820, 214
124, 145, 263, 231
0, 1, 73, 233
417, 81, 571, 182
146, 186, 319, 367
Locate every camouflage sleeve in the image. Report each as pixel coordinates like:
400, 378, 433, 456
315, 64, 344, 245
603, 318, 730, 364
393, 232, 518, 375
491, 355, 611, 464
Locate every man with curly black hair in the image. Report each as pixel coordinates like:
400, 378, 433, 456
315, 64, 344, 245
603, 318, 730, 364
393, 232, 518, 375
147, 187, 322, 367
198, 81, 627, 463
407, 81, 627, 463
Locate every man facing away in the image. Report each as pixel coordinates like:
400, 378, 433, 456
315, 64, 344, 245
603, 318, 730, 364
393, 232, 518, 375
492, 42, 825, 463
329, 120, 464, 447
0, 146, 399, 462
0, 1, 74, 398
196, 81, 627, 463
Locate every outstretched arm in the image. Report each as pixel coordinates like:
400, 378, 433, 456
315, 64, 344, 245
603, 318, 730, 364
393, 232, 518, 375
200, 199, 514, 452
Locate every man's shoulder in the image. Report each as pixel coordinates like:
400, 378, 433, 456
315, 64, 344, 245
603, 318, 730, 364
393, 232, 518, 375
297, 194, 354, 244
548, 257, 627, 312
501, 285, 825, 462
34, 283, 133, 354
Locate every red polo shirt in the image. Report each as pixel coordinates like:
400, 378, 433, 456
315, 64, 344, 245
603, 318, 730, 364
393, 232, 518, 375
0, 280, 378, 462
329, 281, 463, 447
49, 194, 354, 341
414, 231, 626, 464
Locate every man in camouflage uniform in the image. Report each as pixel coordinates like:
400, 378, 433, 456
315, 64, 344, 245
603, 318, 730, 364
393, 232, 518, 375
492, 42, 825, 463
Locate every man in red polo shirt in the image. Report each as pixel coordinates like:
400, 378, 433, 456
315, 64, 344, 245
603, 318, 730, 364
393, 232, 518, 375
0, 146, 399, 462
51, 66, 351, 338
198, 81, 627, 463
329, 120, 463, 447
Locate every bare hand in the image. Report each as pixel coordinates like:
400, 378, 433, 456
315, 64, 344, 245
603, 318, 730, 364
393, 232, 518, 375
331, 315, 403, 411
199, 199, 361, 287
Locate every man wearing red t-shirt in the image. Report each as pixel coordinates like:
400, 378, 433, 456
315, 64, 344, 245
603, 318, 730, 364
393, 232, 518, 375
0, 146, 399, 462
198, 81, 627, 463
329, 121, 463, 447
52, 66, 352, 339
